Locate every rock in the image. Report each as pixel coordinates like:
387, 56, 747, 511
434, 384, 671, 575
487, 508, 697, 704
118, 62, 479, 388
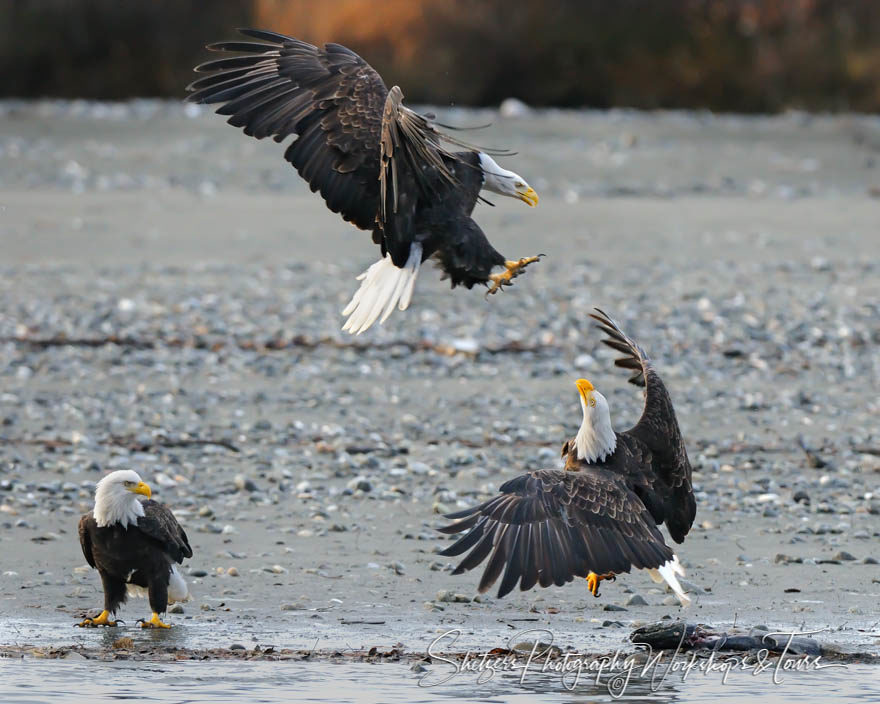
435, 590, 470, 603
832, 551, 857, 561
234, 474, 258, 492
499, 97, 531, 118
229, 643, 246, 651
603, 604, 627, 611
169, 604, 184, 614
774, 553, 803, 564
626, 594, 650, 606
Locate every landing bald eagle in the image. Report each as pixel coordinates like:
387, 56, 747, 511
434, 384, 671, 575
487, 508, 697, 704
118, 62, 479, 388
76, 470, 192, 629
438, 309, 696, 604
186, 29, 541, 334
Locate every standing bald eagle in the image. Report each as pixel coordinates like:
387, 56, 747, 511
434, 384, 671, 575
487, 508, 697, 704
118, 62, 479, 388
76, 470, 192, 629
438, 309, 696, 604
186, 29, 541, 334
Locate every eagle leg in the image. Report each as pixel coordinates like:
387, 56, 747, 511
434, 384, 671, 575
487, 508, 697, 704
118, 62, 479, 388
486, 255, 544, 296
75, 610, 119, 628
137, 612, 171, 629
586, 572, 616, 598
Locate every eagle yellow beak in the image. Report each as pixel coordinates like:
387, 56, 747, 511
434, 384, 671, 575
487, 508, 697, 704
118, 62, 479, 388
575, 378, 594, 400
517, 186, 539, 208
131, 481, 152, 498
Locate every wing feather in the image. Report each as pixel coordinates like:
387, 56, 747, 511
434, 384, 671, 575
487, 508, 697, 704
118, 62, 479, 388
137, 501, 193, 564
589, 308, 696, 543
78, 514, 96, 568
438, 468, 675, 598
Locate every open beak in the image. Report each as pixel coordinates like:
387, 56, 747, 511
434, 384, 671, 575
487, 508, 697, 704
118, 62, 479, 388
575, 378, 594, 401
131, 481, 152, 499
517, 186, 539, 208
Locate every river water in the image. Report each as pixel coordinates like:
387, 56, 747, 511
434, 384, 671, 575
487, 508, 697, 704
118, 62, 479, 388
1, 659, 877, 703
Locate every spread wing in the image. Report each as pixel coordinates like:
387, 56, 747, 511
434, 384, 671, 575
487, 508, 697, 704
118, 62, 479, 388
187, 29, 387, 231
589, 308, 695, 542
187, 29, 494, 268
437, 468, 674, 598
137, 501, 193, 564
78, 514, 96, 568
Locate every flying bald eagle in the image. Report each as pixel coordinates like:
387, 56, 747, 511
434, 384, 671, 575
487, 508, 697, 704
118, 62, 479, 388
76, 470, 192, 629
438, 309, 696, 604
186, 29, 541, 334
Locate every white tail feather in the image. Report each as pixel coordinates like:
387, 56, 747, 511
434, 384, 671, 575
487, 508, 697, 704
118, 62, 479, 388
341, 243, 422, 334
125, 565, 190, 604
647, 554, 690, 606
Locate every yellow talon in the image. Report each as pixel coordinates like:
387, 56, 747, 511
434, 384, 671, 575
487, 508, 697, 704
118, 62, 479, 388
586, 571, 616, 598
139, 612, 171, 629
75, 609, 118, 627
486, 255, 543, 296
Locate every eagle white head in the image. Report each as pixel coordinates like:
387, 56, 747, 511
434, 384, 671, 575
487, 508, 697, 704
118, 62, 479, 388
93, 469, 151, 528
477, 153, 539, 207
574, 378, 617, 463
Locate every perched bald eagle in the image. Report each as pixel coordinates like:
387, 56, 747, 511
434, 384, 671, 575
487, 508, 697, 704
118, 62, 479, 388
76, 470, 192, 629
186, 29, 541, 334
438, 309, 696, 604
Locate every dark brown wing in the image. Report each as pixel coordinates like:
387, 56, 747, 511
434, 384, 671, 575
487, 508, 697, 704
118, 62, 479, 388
187, 29, 388, 232
187, 29, 492, 269
136, 501, 193, 564
438, 468, 674, 598
78, 513, 96, 568
589, 308, 696, 542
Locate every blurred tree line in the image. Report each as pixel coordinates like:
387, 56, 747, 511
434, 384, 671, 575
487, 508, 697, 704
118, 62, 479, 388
3, 0, 879, 112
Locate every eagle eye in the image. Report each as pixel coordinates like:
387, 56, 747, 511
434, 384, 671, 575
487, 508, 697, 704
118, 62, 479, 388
124, 480, 135, 487
589, 398, 596, 407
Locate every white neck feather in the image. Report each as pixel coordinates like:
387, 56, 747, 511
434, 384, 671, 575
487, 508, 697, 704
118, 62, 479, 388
477, 152, 517, 195
93, 485, 144, 528
575, 394, 617, 463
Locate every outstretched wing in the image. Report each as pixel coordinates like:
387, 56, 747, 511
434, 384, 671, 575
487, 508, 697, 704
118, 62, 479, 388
137, 501, 193, 564
188, 29, 496, 269
437, 468, 674, 598
589, 308, 695, 542
187, 29, 388, 231
78, 514, 96, 568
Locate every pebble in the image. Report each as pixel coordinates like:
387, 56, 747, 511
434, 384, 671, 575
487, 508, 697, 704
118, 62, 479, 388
234, 475, 258, 492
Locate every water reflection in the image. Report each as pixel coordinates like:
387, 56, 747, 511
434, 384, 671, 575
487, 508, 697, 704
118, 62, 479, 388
0, 659, 876, 704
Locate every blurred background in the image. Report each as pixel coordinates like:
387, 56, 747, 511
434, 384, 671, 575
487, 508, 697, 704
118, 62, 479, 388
3, 0, 880, 112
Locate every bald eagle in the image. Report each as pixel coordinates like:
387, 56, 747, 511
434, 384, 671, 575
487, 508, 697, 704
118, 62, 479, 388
438, 309, 696, 604
76, 470, 192, 629
186, 29, 541, 334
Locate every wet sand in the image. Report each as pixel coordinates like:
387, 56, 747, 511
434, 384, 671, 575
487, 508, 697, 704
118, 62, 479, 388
0, 102, 878, 666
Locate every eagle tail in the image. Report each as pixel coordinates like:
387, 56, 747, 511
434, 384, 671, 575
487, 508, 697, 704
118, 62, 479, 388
125, 564, 190, 603
168, 565, 191, 603
647, 554, 690, 606
341, 243, 422, 334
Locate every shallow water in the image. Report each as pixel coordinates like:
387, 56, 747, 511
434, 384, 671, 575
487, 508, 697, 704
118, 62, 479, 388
1, 659, 877, 704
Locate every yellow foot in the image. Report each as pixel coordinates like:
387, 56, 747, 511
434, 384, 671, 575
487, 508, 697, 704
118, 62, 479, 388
138, 612, 171, 629
586, 571, 616, 598
75, 610, 118, 628
486, 255, 544, 296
